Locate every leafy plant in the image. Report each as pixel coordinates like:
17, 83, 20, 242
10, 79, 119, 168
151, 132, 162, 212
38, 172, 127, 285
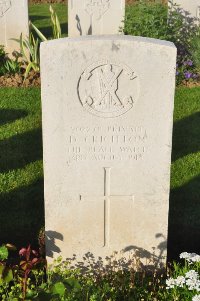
0, 244, 16, 289
0, 45, 6, 63
18, 245, 45, 300
49, 5, 62, 40
124, 0, 200, 85
190, 31, 200, 72
3, 58, 21, 75
18, 32, 40, 79
124, 1, 168, 39
17, 5, 62, 79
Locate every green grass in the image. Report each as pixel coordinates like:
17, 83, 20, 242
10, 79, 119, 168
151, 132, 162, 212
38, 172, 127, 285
0, 88, 43, 247
168, 87, 200, 260
0, 86, 199, 259
29, 3, 68, 38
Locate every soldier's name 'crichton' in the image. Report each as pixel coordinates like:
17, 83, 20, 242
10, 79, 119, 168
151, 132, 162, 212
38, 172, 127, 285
66, 125, 148, 164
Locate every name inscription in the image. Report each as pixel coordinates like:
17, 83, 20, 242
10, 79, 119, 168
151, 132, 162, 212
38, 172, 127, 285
66, 125, 148, 165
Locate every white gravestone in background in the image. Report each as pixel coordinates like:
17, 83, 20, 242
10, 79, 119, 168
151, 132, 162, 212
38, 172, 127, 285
0, 0, 29, 55
169, 0, 200, 21
41, 35, 176, 266
68, 0, 125, 37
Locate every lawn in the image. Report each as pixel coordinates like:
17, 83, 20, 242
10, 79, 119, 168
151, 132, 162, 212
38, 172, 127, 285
0, 86, 199, 260
0, 88, 43, 248
29, 3, 68, 38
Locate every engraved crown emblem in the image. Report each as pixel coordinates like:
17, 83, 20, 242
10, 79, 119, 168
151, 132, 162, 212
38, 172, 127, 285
0, 0, 11, 17
78, 60, 140, 118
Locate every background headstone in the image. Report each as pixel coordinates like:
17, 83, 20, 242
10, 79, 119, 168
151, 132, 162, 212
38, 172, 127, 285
41, 35, 176, 266
0, 0, 29, 55
68, 0, 125, 37
169, 0, 200, 21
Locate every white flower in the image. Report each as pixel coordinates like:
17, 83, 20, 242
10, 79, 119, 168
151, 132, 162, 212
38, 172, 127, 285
191, 255, 200, 263
166, 276, 186, 289
180, 252, 191, 259
175, 276, 185, 287
192, 295, 200, 301
180, 252, 200, 264
166, 278, 176, 289
185, 270, 199, 280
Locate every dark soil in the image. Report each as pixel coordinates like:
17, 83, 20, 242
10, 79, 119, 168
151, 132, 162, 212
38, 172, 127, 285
29, 0, 65, 3
0, 70, 40, 87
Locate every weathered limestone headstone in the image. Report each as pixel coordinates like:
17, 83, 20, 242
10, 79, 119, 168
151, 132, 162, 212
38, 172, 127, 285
169, 0, 200, 21
68, 0, 125, 37
41, 35, 176, 266
0, 0, 29, 55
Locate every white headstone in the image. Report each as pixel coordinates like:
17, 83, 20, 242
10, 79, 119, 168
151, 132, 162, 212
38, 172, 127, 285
169, 0, 200, 21
41, 35, 177, 267
68, 0, 125, 37
0, 0, 29, 55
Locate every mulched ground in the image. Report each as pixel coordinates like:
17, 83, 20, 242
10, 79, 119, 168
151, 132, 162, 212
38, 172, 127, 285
0, 71, 40, 87
1, 71, 200, 88
29, 0, 167, 4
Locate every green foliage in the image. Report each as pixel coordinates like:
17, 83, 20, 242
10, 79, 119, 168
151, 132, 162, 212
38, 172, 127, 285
0, 45, 22, 76
18, 5, 62, 78
124, 1, 168, 39
18, 32, 40, 79
124, 1, 200, 85
190, 30, 200, 71
0, 246, 8, 261
3, 59, 21, 75
49, 5, 62, 40
1, 250, 200, 300
0, 245, 13, 288
0, 45, 6, 62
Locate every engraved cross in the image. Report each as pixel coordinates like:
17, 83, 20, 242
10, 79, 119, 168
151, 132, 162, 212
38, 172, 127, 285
80, 167, 134, 247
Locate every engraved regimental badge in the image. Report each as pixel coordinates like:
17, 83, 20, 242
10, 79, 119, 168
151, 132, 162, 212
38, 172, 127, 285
85, 0, 110, 20
78, 60, 140, 118
0, 0, 11, 17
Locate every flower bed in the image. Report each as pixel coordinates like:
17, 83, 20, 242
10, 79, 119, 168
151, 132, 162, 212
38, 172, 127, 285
1, 243, 200, 301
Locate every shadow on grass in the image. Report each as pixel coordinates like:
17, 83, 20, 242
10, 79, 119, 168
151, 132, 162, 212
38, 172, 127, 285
35, 22, 68, 39
172, 111, 200, 162
168, 174, 200, 261
0, 108, 44, 247
0, 178, 44, 248
0, 128, 42, 173
29, 15, 50, 23
168, 111, 200, 260
0, 109, 28, 126
32, 23, 68, 39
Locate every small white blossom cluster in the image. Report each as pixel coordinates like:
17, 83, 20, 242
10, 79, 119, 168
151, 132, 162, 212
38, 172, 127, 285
166, 270, 200, 291
193, 295, 200, 301
180, 252, 200, 264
